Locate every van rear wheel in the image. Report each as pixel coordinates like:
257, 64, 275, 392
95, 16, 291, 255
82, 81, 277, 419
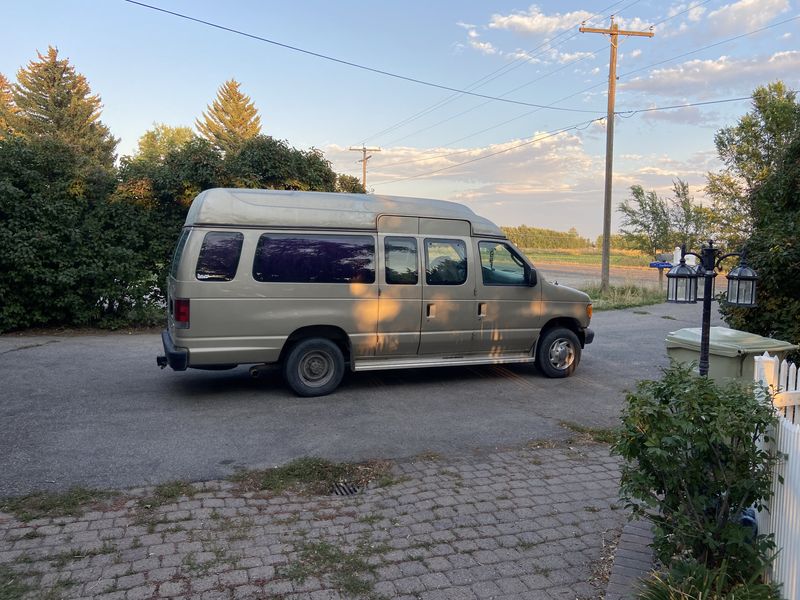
536, 327, 580, 378
284, 338, 345, 397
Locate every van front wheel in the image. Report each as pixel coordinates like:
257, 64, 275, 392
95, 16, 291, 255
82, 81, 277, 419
536, 328, 580, 378
284, 338, 345, 397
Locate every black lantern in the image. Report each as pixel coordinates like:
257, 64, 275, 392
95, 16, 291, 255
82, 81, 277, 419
666, 258, 698, 303
726, 262, 758, 307
694, 263, 715, 301
667, 241, 758, 377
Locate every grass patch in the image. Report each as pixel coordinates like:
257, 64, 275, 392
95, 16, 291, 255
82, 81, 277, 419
560, 421, 617, 444
521, 247, 651, 268
230, 457, 392, 495
47, 542, 117, 568
182, 545, 240, 575
579, 283, 664, 311
0, 487, 115, 522
138, 480, 196, 509
279, 538, 387, 598
1, 565, 33, 600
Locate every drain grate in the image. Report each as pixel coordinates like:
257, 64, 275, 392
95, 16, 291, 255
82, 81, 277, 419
330, 481, 361, 497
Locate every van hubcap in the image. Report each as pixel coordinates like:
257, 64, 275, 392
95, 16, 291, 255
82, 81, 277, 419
548, 339, 575, 370
299, 351, 334, 387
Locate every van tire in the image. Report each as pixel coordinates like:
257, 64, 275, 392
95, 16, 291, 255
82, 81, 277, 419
283, 338, 345, 397
535, 327, 580, 378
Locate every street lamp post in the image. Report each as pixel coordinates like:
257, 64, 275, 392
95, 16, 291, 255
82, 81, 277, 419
666, 240, 758, 377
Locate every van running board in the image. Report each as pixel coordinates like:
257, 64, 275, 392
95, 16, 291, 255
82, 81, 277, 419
353, 353, 535, 372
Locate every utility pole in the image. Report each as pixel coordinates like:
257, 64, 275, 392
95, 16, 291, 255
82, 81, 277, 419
348, 145, 381, 192
580, 17, 653, 291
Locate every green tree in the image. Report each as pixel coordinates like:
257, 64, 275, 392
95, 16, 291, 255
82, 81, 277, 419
0, 136, 160, 331
224, 135, 336, 192
668, 179, 711, 250
706, 81, 800, 246
133, 123, 194, 163
618, 185, 672, 259
720, 136, 800, 348
0, 73, 15, 137
11, 47, 117, 169
336, 173, 365, 193
196, 79, 261, 154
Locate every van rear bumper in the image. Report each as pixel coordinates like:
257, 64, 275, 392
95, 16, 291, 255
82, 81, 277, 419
157, 329, 188, 371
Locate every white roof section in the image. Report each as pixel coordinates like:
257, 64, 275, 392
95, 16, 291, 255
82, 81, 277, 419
184, 188, 505, 238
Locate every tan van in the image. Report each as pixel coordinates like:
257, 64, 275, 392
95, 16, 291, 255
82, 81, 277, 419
157, 188, 594, 396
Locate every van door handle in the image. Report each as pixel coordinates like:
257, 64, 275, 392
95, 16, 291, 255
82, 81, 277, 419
478, 303, 487, 318
426, 303, 436, 319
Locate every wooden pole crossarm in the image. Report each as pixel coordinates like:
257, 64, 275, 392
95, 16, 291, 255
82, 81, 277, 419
578, 26, 653, 37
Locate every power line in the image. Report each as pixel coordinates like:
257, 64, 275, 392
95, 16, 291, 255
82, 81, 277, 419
370, 92, 770, 186
122, 0, 604, 114
370, 118, 605, 187
361, 0, 640, 145
382, 45, 606, 148
384, 11, 800, 159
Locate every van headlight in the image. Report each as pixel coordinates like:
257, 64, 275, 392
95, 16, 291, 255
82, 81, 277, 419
586, 303, 593, 320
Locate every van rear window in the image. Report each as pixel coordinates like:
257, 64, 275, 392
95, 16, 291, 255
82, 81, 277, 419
196, 232, 244, 281
253, 234, 375, 284
170, 228, 191, 279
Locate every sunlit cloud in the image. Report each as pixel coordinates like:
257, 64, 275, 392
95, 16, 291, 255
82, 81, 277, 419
707, 0, 789, 35
621, 51, 800, 98
488, 6, 595, 35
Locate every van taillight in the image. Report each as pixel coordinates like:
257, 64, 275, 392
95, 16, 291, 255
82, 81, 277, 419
174, 298, 190, 329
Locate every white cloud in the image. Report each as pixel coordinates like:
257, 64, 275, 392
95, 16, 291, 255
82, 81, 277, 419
621, 51, 800, 97
488, 5, 595, 35
630, 49, 642, 59
707, 0, 789, 35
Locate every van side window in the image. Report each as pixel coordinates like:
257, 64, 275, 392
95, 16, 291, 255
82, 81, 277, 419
425, 239, 467, 285
253, 234, 375, 284
385, 237, 418, 285
196, 232, 244, 281
170, 228, 191, 278
478, 242, 527, 286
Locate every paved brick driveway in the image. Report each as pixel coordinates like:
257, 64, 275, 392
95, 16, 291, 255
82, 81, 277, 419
1, 442, 624, 600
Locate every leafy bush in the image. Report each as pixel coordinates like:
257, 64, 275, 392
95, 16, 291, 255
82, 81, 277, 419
638, 559, 781, 600
720, 135, 800, 355
613, 363, 780, 583
0, 137, 167, 331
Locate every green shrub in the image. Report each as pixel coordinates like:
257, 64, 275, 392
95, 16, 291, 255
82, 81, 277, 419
613, 363, 780, 583
638, 559, 781, 600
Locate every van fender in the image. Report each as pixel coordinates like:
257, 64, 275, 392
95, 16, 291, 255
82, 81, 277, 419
280, 325, 354, 370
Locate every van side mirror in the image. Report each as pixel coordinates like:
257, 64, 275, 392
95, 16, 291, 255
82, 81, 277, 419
526, 267, 537, 287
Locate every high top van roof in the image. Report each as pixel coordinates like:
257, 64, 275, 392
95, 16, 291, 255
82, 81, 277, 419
185, 188, 505, 238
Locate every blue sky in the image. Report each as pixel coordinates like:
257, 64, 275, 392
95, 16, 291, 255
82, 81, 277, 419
2, 0, 798, 236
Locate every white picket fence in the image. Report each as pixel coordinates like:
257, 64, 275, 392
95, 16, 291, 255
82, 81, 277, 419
754, 352, 800, 600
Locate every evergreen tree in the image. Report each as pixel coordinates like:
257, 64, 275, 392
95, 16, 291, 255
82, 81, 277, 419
11, 47, 117, 169
0, 73, 15, 137
196, 79, 261, 154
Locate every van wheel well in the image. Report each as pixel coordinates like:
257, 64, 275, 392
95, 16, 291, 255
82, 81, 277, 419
281, 326, 352, 366
537, 318, 585, 351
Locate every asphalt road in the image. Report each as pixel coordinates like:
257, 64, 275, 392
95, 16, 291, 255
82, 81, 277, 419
0, 301, 720, 497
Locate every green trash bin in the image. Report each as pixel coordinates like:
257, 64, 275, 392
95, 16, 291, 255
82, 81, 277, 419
665, 327, 798, 383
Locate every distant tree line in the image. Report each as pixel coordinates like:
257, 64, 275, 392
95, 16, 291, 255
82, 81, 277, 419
501, 225, 592, 249
0, 47, 362, 331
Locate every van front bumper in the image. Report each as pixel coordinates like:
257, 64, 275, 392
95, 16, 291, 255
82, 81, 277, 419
157, 329, 188, 371
583, 328, 595, 346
